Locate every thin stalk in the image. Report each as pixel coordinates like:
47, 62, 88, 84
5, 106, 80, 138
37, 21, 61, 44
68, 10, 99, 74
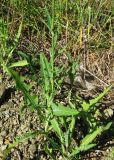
65, 0, 68, 46
88, 6, 91, 40
50, 0, 55, 95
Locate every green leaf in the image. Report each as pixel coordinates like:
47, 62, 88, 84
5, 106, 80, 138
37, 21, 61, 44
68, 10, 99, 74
51, 118, 63, 142
80, 127, 102, 146
81, 86, 111, 111
15, 20, 23, 43
103, 122, 112, 130
52, 103, 79, 116
51, 118, 65, 153
68, 116, 75, 145
40, 53, 52, 93
80, 143, 96, 152
64, 131, 69, 148
40, 53, 49, 91
45, 7, 52, 31
70, 143, 96, 157
7, 20, 23, 63
70, 122, 112, 157
3, 130, 45, 158
7, 68, 38, 109
9, 60, 29, 68
44, 144, 53, 159
80, 122, 112, 147
17, 51, 30, 62
43, 54, 52, 79
54, 32, 57, 48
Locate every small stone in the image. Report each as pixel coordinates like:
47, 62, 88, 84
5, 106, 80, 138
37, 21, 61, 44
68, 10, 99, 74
4, 138, 11, 145
3, 110, 9, 116
28, 144, 36, 153
58, 156, 63, 160
23, 140, 29, 145
0, 136, 4, 145
0, 122, 2, 128
0, 131, 7, 137
0, 144, 7, 151
17, 130, 22, 136
4, 102, 14, 108
0, 83, 5, 97
0, 113, 3, 118
111, 37, 114, 41
21, 124, 27, 130
31, 138, 36, 144
0, 149, 3, 156
13, 119, 17, 125
104, 108, 113, 117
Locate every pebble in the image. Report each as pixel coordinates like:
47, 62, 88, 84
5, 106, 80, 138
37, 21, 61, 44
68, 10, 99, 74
3, 110, 10, 117
0, 131, 6, 137
0, 150, 3, 156
0, 113, 3, 118
13, 119, 18, 125
0, 83, 6, 97
31, 138, 36, 144
1, 144, 7, 151
23, 140, 29, 145
0, 136, 3, 145
0, 122, 2, 128
28, 144, 36, 154
21, 124, 27, 131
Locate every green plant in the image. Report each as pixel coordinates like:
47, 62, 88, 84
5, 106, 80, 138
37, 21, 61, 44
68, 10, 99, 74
0, 0, 113, 159
0, 16, 27, 72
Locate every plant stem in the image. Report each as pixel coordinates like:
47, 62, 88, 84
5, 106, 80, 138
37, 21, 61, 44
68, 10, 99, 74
51, 0, 55, 95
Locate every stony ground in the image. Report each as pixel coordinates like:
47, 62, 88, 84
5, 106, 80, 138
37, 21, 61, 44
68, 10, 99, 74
0, 76, 45, 160
0, 72, 114, 160
0, 50, 114, 159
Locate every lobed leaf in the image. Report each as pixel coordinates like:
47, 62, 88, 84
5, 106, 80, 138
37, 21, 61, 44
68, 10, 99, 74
80, 128, 102, 146
70, 122, 112, 157
3, 130, 45, 158
81, 122, 112, 146
81, 86, 111, 111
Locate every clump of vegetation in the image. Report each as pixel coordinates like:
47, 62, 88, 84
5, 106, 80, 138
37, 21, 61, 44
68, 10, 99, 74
0, 0, 114, 159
